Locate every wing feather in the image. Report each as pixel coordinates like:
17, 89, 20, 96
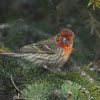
19, 38, 58, 54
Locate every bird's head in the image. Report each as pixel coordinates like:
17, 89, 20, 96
56, 28, 74, 49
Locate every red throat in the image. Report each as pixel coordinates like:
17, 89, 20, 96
57, 41, 72, 57
58, 41, 68, 49
56, 34, 72, 49
57, 41, 72, 51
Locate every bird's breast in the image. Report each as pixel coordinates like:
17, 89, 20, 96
63, 48, 72, 62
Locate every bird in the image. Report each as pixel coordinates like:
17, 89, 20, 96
0, 28, 74, 71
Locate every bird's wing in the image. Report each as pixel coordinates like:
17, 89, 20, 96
19, 38, 58, 54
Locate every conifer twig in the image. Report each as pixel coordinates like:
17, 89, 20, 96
10, 75, 21, 92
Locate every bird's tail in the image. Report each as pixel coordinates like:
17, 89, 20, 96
0, 53, 29, 58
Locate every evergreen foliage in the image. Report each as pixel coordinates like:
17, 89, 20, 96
0, 57, 100, 100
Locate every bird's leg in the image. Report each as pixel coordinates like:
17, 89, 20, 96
43, 65, 54, 72
43, 65, 61, 73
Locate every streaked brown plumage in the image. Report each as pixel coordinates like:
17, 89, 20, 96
0, 28, 74, 71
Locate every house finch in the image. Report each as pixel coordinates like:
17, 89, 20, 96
0, 28, 74, 71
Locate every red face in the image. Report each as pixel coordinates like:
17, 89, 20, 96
56, 28, 74, 49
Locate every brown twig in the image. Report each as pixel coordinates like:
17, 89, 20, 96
10, 75, 21, 92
